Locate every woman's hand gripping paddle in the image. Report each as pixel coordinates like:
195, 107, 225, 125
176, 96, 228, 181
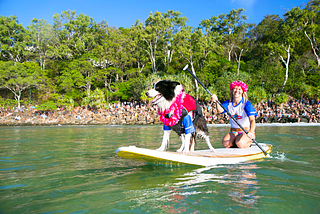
183, 64, 268, 156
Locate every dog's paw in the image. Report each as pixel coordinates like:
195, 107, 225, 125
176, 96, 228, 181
182, 150, 190, 154
156, 147, 165, 151
176, 148, 183, 153
209, 147, 215, 152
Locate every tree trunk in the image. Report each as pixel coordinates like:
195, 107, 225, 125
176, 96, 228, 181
228, 45, 234, 61
304, 31, 320, 67
144, 39, 157, 73
16, 91, 21, 109
279, 45, 291, 91
234, 47, 244, 76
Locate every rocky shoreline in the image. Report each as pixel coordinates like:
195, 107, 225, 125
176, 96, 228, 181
1, 99, 319, 126
0, 106, 161, 126
0, 103, 229, 126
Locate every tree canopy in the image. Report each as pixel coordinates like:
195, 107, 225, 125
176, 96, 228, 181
0, 1, 319, 109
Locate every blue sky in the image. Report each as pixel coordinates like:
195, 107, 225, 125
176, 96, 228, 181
0, 0, 307, 28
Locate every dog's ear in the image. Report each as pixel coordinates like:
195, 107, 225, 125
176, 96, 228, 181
170, 81, 180, 88
158, 80, 180, 89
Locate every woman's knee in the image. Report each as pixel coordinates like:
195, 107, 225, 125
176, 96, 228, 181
236, 138, 251, 148
222, 134, 236, 148
222, 140, 233, 148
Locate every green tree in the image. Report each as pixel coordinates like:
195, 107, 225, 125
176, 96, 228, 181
201, 8, 254, 75
250, 12, 300, 92
247, 15, 285, 93
129, 24, 149, 73
174, 26, 219, 96
107, 27, 136, 81
27, 18, 54, 70
137, 11, 186, 73
59, 54, 96, 98
161, 10, 188, 71
52, 10, 97, 59
174, 27, 203, 93
0, 4, 319, 108
0, 61, 42, 108
285, 1, 320, 67
0, 16, 28, 62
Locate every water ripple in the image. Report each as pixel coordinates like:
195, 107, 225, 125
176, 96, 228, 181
0, 165, 37, 171
0, 184, 25, 189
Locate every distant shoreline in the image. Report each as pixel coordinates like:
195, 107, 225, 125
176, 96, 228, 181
1, 99, 319, 127
208, 123, 320, 127
1, 122, 319, 128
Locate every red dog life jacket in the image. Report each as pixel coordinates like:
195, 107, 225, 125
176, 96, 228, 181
170, 94, 203, 135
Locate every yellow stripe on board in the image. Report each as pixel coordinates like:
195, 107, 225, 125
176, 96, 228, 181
244, 144, 273, 161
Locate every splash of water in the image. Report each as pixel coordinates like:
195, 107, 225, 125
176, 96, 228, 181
270, 151, 309, 164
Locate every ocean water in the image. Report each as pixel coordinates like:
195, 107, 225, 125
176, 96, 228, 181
0, 124, 319, 213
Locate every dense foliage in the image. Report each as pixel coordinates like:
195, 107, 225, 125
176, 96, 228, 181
0, 1, 319, 109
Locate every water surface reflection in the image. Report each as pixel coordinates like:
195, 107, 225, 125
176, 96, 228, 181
120, 163, 262, 213
1, 125, 319, 214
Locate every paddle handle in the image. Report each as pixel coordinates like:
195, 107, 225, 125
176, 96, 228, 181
183, 65, 268, 156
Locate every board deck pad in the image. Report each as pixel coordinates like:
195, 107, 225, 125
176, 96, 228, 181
116, 143, 272, 166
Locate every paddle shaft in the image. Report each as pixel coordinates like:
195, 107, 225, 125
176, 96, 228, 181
183, 65, 268, 156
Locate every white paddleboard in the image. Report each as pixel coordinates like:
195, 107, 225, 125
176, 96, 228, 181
116, 143, 272, 166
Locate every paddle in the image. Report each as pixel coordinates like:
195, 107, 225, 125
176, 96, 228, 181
183, 64, 268, 156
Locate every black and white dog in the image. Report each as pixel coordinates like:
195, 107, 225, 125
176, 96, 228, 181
146, 80, 215, 153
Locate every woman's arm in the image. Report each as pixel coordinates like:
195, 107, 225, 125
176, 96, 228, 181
211, 94, 224, 114
248, 115, 256, 139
